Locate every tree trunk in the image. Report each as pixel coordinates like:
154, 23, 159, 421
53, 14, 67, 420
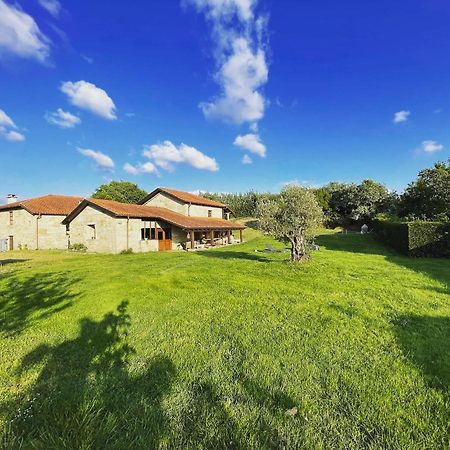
290, 232, 308, 262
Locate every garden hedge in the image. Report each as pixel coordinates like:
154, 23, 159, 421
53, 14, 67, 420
372, 219, 450, 257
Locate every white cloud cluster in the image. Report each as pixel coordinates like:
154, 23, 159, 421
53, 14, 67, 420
123, 162, 158, 176
125, 140, 219, 176
78, 147, 115, 170
45, 108, 81, 128
61, 81, 117, 120
0, 108, 25, 142
418, 140, 443, 154
0, 0, 51, 63
143, 141, 219, 172
241, 154, 252, 164
393, 110, 410, 124
38, 0, 61, 17
188, 0, 268, 125
234, 133, 266, 157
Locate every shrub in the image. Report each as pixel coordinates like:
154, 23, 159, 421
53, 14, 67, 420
119, 248, 134, 255
373, 219, 450, 257
408, 222, 450, 257
69, 243, 87, 253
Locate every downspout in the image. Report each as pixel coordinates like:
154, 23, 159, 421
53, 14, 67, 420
36, 214, 41, 250
126, 217, 130, 250
188, 202, 191, 217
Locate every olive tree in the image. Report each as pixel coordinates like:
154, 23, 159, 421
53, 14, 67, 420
256, 185, 323, 262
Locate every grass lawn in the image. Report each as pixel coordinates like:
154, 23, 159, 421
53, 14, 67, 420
0, 231, 449, 449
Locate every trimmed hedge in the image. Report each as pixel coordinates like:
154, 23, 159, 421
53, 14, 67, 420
372, 219, 450, 257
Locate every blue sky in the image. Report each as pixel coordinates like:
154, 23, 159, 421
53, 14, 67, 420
1, 0, 449, 201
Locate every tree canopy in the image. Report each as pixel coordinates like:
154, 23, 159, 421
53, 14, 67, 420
314, 180, 395, 226
92, 181, 148, 204
257, 185, 323, 262
399, 160, 450, 220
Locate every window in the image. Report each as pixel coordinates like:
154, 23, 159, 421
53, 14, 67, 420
163, 228, 172, 239
141, 228, 150, 240
208, 210, 212, 217
141, 228, 156, 240
9, 211, 13, 225
88, 224, 96, 240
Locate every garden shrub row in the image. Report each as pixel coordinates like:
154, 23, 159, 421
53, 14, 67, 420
372, 219, 450, 257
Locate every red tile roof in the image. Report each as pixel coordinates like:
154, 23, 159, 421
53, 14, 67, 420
64, 198, 244, 230
0, 195, 83, 215
140, 187, 227, 208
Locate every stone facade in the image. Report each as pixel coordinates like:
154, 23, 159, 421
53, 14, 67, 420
0, 188, 236, 254
143, 191, 224, 218
0, 209, 68, 250
68, 205, 190, 253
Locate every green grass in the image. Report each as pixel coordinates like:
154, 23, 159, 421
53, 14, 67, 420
0, 231, 449, 449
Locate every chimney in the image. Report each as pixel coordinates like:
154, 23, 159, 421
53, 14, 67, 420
7, 194, 18, 204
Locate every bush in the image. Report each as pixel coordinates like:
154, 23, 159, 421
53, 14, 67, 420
408, 222, 450, 257
119, 248, 134, 255
69, 243, 87, 253
373, 219, 450, 257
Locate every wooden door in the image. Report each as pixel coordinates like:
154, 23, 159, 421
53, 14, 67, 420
157, 229, 172, 251
8, 236, 13, 251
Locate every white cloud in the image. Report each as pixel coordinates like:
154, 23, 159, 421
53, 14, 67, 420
143, 140, 219, 172
189, 0, 255, 21
233, 133, 266, 157
0, 108, 25, 142
0, 108, 16, 128
38, 0, 61, 17
1, 128, 25, 141
187, 0, 269, 125
0, 0, 51, 62
418, 140, 444, 154
61, 81, 117, 120
123, 162, 159, 176
241, 154, 252, 164
78, 147, 115, 170
249, 122, 258, 132
393, 110, 410, 124
45, 108, 81, 128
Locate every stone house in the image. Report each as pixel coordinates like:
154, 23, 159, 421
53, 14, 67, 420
0, 188, 244, 253
0, 194, 82, 251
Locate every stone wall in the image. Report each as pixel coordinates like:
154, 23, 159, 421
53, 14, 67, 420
68, 205, 118, 253
143, 192, 187, 214
143, 191, 225, 218
0, 209, 68, 250
68, 206, 189, 253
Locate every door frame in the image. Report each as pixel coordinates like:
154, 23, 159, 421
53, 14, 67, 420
157, 228, 172, 251
8, 235, 13, 251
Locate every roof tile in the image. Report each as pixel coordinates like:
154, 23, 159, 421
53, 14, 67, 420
0, 195, 83, 215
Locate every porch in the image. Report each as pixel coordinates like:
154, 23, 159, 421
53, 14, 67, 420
185, 228, 244, 251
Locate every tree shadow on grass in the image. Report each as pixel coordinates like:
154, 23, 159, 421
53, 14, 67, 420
176, 332, 302, 449
316, 234, 450, 295
0, 272, 81, 337
196, 250, 272, 263
393, 315, 450, 393
0, 259, 29, 266
1, 301, 176, 449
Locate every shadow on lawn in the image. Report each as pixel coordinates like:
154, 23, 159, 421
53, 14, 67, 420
0, 259, 29, 266
393, 315, 450, 393
0, 272, 81, 337
2, 301, 176, 449
316, 234, 450, 294
175, 326, 301, 449
196, 250, 272, 263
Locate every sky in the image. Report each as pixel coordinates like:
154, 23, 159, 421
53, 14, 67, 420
1, 0, 450, 202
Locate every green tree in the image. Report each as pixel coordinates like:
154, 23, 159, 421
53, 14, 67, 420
256, 185, 323, 262
326, 180, 393, 225
399, 160, 450, 220
92, 181, 148, 204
